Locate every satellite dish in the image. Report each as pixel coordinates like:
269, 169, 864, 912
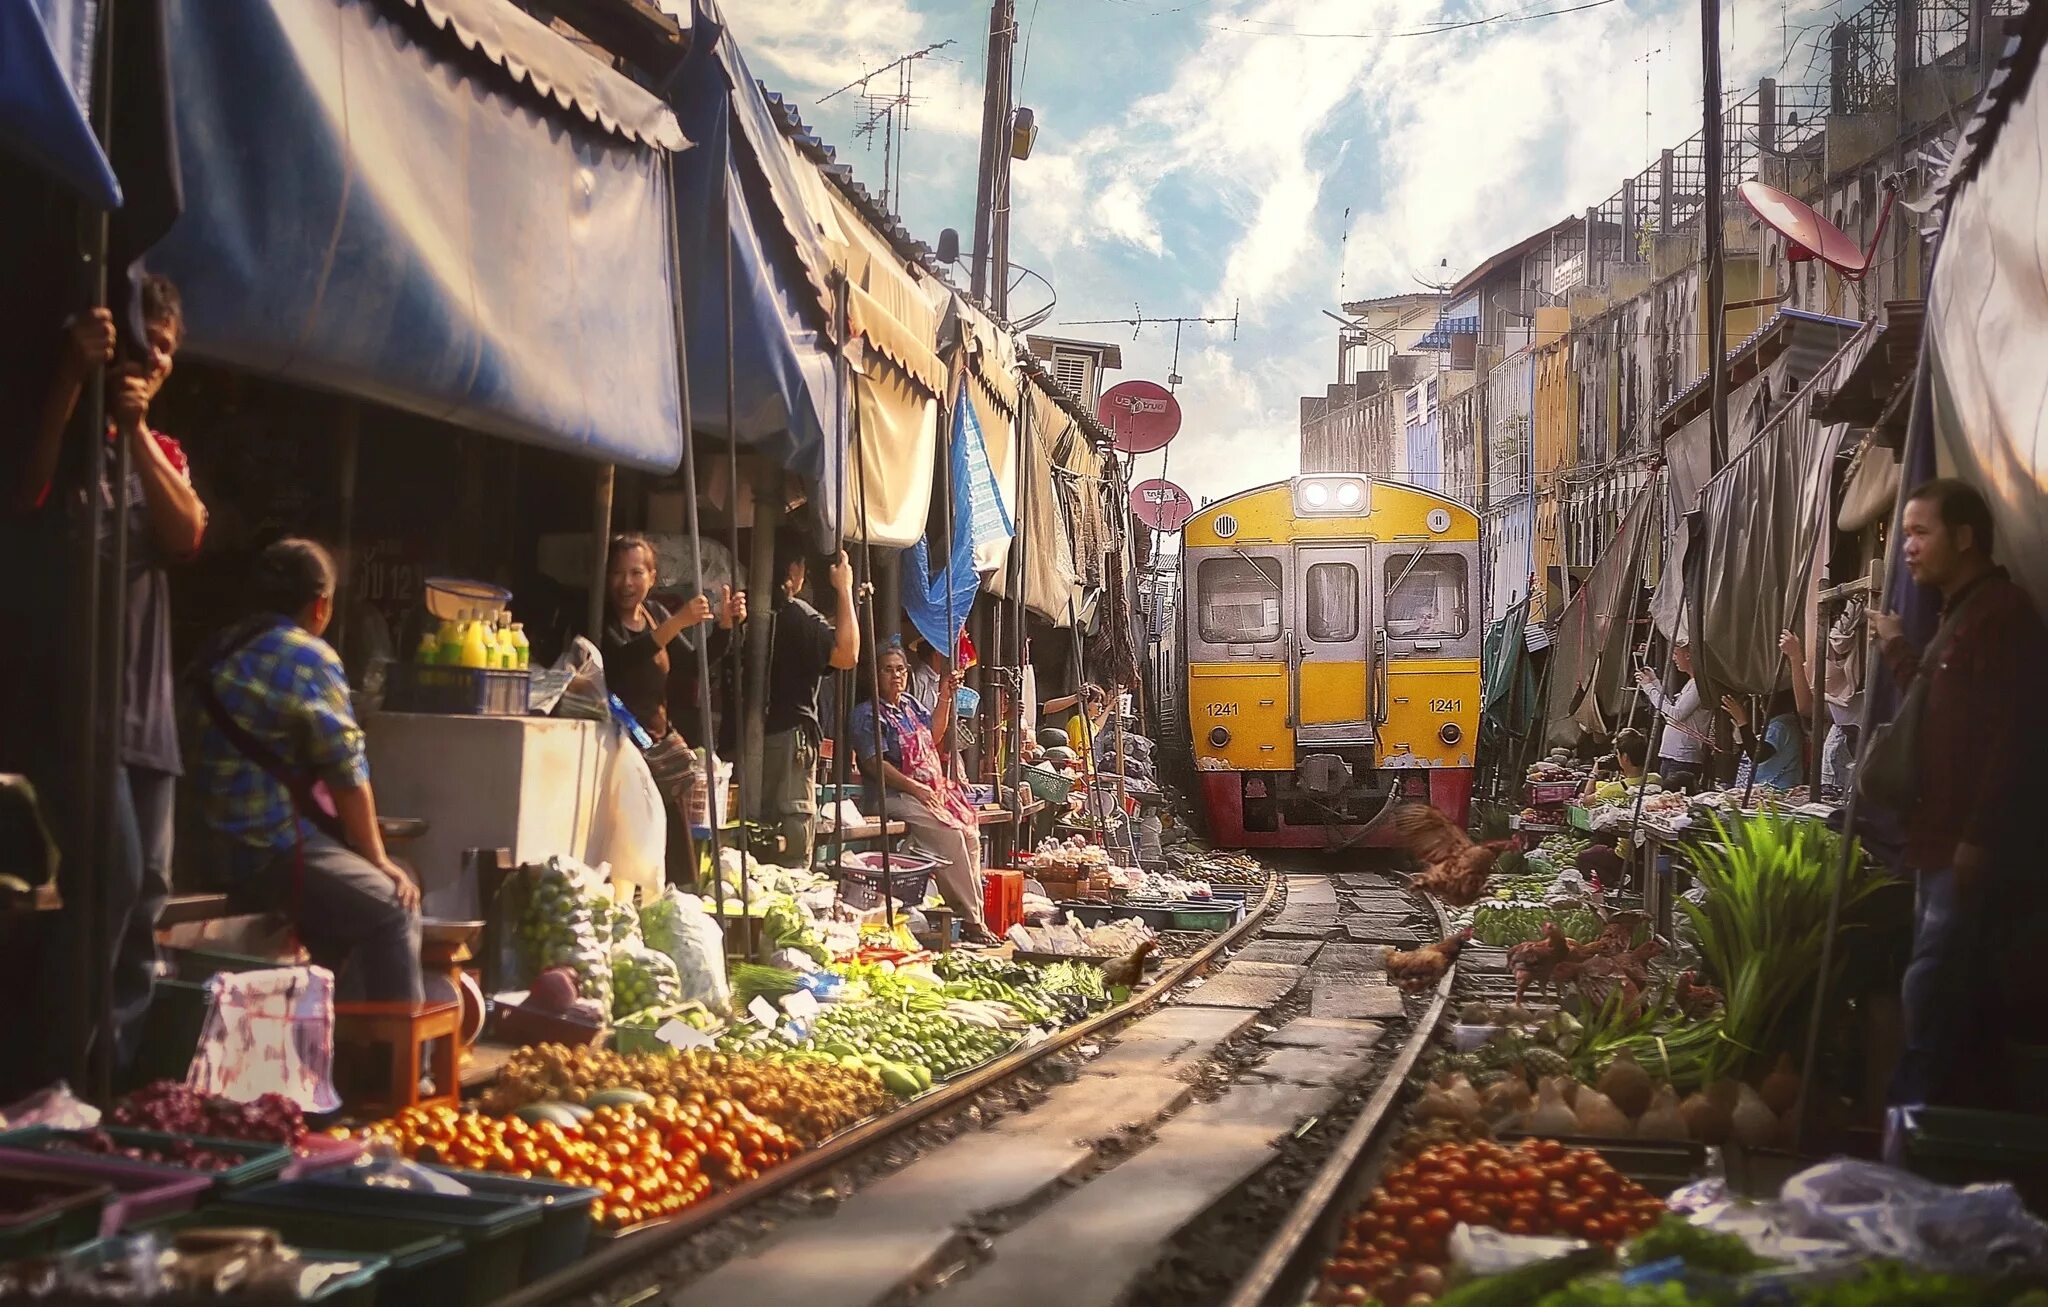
1739, 179, 1896, 281
1130, 478, 1195, 531
1097, 380, 1181, 454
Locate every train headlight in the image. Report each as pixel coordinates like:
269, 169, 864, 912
1294, 476, 1368, 515
1209, 726, 1231, 748
1439, 722, 1463, 746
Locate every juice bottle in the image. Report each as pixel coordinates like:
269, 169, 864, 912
459, 608, 490, 669
494, 616, 516, 670
437, 611, 462, 665
510, 622, 531, 670
415, 633, 440, 665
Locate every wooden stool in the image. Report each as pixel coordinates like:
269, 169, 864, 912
334, 999, 460, 1117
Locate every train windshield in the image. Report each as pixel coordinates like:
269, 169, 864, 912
1198, 555, 1283, 642
1384, 552, 1470, 638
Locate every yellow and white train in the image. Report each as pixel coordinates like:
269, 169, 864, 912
1175, 475, 1481, 847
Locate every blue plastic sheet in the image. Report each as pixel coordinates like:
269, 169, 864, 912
904, 388, 1006, 654
144, 0, 685, 471
0, 0, 119, 205
667, 2, 840, 512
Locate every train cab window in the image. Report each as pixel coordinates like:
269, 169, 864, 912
1305, 563, 1360, 642
1198, 556, 1282, 643
1384, 553, 1470, 639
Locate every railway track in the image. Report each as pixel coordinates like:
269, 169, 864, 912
514, 853, 1462, 1307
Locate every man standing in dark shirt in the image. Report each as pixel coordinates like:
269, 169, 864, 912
761, 533, 858, 867
1873, 478, 2046, 1106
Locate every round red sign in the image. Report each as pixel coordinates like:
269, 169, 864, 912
1097, 380, 1181, 454
1129, 478, 1195, 531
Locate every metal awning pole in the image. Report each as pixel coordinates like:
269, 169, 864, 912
828, 274, 852, 893
1007, 379, 1032, 837
720, 159, 752, 957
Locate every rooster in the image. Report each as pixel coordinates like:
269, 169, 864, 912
1570, 909, 1648, 961
1385, 804, 1520, 908
1508, 921, 1573, 1003
1615, 936, 1665, 989
1384, 928, 1473, 993
1099, 938, 1158, 990
1674, 969, 1723, 1019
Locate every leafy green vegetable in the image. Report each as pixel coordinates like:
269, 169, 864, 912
1622, 1216, 1773, 1275
1796, 1263, 1984, 1307
1533, 1278, 1705, 1306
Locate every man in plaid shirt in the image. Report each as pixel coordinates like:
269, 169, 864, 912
193, 539, 421, 1003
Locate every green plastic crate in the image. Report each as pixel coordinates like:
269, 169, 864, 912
153, 1205, 461, 1307
227, 1180, 543, 1307
422, 1167, 597, 1277
0, 1128, 291, 1194
0, 1167, 110, 1262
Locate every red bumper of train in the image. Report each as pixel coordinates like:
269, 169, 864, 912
1196, 768, 1474, 849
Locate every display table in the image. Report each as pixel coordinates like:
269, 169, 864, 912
363, 712, 608, 919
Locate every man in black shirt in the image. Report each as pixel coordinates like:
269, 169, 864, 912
762, 533, 858, 866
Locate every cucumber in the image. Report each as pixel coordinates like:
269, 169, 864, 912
514, 1103, 579, 1128
879, 1064, 923, 1098
1432, 1247, 1609, 1306
911, 1064, 934, 1091
588, 1088, 655, 1109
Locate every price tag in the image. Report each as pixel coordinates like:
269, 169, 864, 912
780, 988, 820, 1021
747, 996, 780, 1027
655, 1020, 715, 1052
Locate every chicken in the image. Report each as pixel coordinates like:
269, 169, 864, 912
1571, 910, 1647, 961
1386, 804, 1519, 908
1384, 928, 1473, 993
1674, 969, 1723, 1019
1615, 936, 1665, 988
1099, 938, 1158, 989
1507, 921, 1573, 1003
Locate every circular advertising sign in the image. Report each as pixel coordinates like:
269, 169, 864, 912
1096, 380, 1182, 454
1129, 478, 1195, 531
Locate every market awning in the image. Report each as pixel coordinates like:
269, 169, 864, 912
145, 0, 689, 472
668, 2, 838, 514
0, 0, 120, 206
1927, 23, 2048, 612
986, 377, 1081, 624
1544, 477, 1656, 748
1686, 321, 1874, 694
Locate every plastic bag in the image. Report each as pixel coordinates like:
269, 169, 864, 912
594, 893, 642, 947
546, 636, 610, 721
336, 1139, 473, 1195
1778, 1158, 2048, 1278
610, 942, 684, 1019
186, 966, 340, 1114
0, 1081, 100, 1131
639, 887, 731, 1015
514, 857, 614, 1011
586, 724, 666, 901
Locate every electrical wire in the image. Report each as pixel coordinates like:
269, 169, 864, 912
1201, 0, 1618, 40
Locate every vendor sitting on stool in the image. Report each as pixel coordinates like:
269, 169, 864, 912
190, 538, 422, 1003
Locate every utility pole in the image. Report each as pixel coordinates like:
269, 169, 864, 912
970, 0, 1016, 313
1701, 0, 1729, 471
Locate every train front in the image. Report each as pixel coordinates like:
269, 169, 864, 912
1178, 476, 1481, 847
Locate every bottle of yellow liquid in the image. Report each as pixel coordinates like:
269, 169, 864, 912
415, 633, 440, 665
493, 613, 515, 670
437, 611, 462, 665
458, 608, 490, 669
510, 622, 531, 670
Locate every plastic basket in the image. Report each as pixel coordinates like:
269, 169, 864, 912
384, 665, 530, 717
0, 1128, 292, 1194
224, 1180, 542, 1307
837, 853, 937, 912
150, 1207, 458, 1307
1528, 780, 1580, 805
0, 1151, 211, 1236
1022, 766, 1073, 808
422, 1167, 597, 1277
0, 1167, 111, 1261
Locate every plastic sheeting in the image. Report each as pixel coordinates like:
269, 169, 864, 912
1544, 478, 1656, 747
667, 3, 838, 511
902, 384, 1007, 655
1928, 33, 2048, 613
146, 0, 686, 471
1, 0, 119, 205
1686, 327, 1870, 695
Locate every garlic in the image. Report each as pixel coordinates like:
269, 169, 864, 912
1524, 1077, 1578, 1137
1635, 1084, 1688, 1141
1573, 1086, 1633, 1137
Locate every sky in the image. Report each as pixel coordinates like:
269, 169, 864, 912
724, 0, 1858, 513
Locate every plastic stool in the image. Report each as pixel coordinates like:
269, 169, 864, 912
334, 999, 460, 1116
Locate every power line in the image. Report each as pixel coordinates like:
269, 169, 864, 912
1199, 0, 1619, 40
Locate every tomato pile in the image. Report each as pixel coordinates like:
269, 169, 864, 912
1316, 1138, 1666, 1305
359, 1098, 801, 1230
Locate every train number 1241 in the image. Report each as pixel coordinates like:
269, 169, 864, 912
1208, 703, 1239, 717
1429, 698, 1462, 713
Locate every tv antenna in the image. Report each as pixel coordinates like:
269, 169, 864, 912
1059, 301, 1241, 391
819, 40, 955, 217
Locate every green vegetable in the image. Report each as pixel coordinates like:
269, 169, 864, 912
1796, 1263, 1985, 1307
1531, 1278, 1703, 1306
1433, 1247, 1610, 1306
731, 963, 805, 1008
1622, 1216, 1773, 1275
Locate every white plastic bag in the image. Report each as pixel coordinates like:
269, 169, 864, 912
0, 1081, 100, 1131
585, 722, 666, 901
1779, 1158, 2048, 1278
639, 888, 732, 1015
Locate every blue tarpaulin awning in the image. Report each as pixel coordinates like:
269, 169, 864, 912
668, 0, 839, 515
0, 0, 120, 205
146, 0, 688, 471
1416, 313, 1480, 351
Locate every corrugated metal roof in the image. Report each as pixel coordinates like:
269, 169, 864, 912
1655, 308, 1864, 438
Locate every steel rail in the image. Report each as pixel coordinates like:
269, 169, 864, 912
500, 872, 1284, 1306
1222, 895, 1459, 1307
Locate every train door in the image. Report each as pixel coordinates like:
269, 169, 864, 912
1291, 545, 1373, 746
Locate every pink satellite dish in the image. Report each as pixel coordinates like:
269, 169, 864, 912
1097, 380, 1181, 454
1130, 478, 1195, 531
1738, 179, 1895, 281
